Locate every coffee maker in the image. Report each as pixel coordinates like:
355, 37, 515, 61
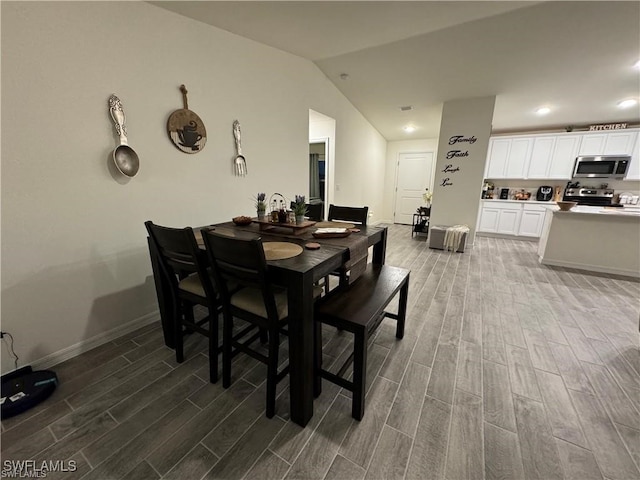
536, 186, 553, 201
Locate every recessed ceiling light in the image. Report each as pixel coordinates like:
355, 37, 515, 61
339, 73, 349, 80
535, 106, 551, 116
399, 105, 413, 111
617, 98, 638, 109
403, 125, 416, 133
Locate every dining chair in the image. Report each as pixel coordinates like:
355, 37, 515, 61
201, 230, 323, 418
289, 201, 324, 221
327, 204, 368, 225
323, 204, 370, 293
144, 221, 222, 383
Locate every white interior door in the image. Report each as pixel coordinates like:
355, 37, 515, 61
394, 152, 434, 224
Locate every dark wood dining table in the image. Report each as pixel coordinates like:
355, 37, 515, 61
148, 220, 388, 427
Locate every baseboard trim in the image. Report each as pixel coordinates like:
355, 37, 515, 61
476, 232, 539, 242
539, 257, 640, 278
30, 311, 160, 371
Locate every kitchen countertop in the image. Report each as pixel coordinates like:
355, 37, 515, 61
553, 205, 640, 217
481, 199, 556, 205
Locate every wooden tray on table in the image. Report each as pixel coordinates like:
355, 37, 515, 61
312, 227, 352, 239
252, 217, 316, 236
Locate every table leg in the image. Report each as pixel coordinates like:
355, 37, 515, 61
372, 227, 388, 265
287, 271, 315, 426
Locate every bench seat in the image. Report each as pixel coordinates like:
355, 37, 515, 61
314, 263, 410, 420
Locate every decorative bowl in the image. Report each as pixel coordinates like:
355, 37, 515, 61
232, 216, 253, 226
556, 201, 577, 211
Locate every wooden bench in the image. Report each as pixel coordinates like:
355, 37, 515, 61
314, 264, 410, 420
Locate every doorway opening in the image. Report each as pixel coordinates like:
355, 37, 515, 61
309, 110, 335, 220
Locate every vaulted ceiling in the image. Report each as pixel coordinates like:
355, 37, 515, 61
151, 1, 640, 141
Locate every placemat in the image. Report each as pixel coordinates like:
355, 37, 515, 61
263, 242, 304, 260
315, 221, 356, 229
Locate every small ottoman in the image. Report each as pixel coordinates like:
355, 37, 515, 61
428, 225, 468, 253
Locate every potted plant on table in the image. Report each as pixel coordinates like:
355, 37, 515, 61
255, 192, 267, 219
292, 195, 307, 224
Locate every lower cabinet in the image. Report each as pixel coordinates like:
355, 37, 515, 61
478, 201, 549, 238
478, 202, 522, 235
518, 205, 547, 237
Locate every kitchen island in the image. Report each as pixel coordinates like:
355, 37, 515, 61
538, 205, 640, 277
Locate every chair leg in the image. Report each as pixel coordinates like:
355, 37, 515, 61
313, 320, 322, 398
352, 329, 368, 421
184, 304, 196, 333
265, 326, 280, 418
208, 309, 218, 383
260, 327, 269, 344
222, 312, 233, 388
175, 302, 184, 363
396, 280, 409, 340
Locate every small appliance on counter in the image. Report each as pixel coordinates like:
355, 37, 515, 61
481, 182, 495, 199
499, 188, 509, 200
536, 186, 553, 201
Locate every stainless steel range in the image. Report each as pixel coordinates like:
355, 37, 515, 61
563, 187, 619, 206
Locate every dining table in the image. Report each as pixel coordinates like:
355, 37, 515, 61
147, 219, 388, 427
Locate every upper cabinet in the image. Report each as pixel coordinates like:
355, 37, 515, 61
485, 129, 639, 180
527, 135, 580, 179
623, 133, 640, 181
485, 137, 532, 178
578, 130, 638, 156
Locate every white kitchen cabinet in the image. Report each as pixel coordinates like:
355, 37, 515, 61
478, 201, 551, 237
518, 204, 548, 237
485, 137, 532, 179
578, 130, 638, 156
549, 136, 581, 178
478, 207, 500, 232
624, 134, 640, 180
478, 202, 522, 235
485, 129, 639, 181
527, 135, 580, 179
497, 208, 521, 235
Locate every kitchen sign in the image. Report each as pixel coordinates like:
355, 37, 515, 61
589, 123, 628, 131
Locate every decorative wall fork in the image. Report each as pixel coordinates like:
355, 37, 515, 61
233, 120, 247, 176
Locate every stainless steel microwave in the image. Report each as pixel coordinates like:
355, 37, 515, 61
572, 155, 630, 179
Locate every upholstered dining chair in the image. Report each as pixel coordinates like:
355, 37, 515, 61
145, 221, 222, 383
201, 229, 322, 418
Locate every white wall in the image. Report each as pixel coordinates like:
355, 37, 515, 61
0, 1, 387, 372
381, 139, 439, 222
430, 97, 496, 242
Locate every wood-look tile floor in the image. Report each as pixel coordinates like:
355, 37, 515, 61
2, 224, 639, 480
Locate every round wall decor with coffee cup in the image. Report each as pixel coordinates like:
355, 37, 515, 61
167, 84, 207, 154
